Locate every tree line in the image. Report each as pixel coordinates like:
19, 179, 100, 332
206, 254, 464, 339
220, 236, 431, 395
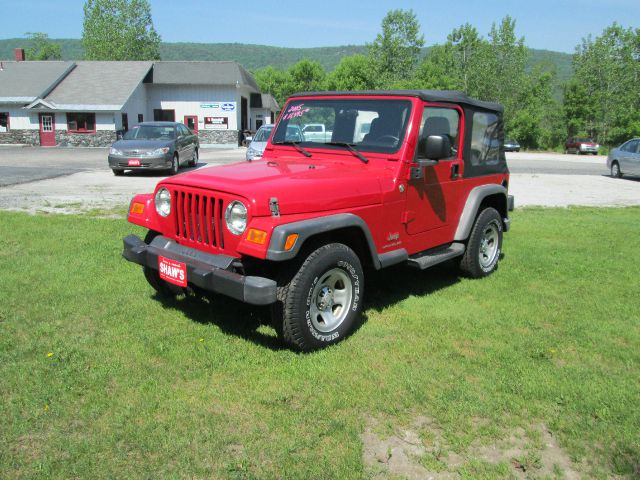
20, 2, 640, 149
254, 10, 639, 149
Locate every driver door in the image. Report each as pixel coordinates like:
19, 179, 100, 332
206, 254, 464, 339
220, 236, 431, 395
404, 105, 463, 247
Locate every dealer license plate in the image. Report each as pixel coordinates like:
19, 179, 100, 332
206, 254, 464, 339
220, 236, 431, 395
158, 256, 187, 287
127, 159, 141, 166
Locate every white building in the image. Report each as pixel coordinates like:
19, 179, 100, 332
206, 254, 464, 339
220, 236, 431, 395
0, 50, 279, 148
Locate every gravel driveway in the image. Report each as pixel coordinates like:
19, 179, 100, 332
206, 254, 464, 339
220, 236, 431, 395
0, 148, 638, 214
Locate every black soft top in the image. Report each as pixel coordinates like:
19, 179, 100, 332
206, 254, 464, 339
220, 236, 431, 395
288, 90, 503, 113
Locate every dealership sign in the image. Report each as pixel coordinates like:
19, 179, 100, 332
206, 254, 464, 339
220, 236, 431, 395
200, 102, 236, 113
204, 117, 229, 130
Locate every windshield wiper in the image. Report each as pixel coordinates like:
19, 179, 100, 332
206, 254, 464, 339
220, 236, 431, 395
326, 142, 369, 164
272, 141, 312, 158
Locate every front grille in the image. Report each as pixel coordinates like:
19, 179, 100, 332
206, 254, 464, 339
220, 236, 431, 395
173, 190, 224, 249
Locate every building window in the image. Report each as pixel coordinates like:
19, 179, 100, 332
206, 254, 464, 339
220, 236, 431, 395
121, 113, 128, 132
67, 113, 96, 133
137, 113, 143, 123
0, 112, 9, 133
154, 109, 175, 121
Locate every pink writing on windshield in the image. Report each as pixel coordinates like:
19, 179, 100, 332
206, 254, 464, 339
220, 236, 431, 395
282, 104, 310, 121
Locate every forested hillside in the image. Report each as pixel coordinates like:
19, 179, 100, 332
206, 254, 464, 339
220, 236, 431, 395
0, 38, 572, 79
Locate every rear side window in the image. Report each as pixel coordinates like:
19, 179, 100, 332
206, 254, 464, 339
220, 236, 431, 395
470, 112, 500, 167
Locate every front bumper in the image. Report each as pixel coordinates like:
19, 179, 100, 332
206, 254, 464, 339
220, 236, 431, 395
122, 234, 277, 305
108, 154, 172, 170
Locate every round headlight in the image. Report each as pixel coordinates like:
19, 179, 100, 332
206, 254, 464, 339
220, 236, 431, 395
154, 187, 171, 217
225, 201, 247, 235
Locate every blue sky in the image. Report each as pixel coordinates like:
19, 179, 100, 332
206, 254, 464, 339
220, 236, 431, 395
1, 0, 638, 53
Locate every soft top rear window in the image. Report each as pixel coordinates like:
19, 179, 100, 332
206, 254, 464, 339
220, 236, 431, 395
273, 98, 412, 154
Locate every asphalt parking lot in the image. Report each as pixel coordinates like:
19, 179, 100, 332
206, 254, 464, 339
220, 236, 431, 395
0, 146, 638, 214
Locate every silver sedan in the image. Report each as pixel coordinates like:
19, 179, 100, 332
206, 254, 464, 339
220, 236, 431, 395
607, 138, 640, 178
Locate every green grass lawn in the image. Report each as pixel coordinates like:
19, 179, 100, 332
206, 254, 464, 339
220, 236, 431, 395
1, 208, 638, 479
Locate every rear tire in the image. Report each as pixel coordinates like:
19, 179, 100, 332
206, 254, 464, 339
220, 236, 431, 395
271, 243, 364, 352
142, 230, 184, 297
112, 169, 124, 176
460, 207, 503, 278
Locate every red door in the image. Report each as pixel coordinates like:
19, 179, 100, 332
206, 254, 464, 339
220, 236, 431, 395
184, 115, 198, 133
39, 113, 56, 147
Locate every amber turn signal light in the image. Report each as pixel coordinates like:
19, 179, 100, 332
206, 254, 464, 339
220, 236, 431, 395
284, 234, 298, 251
130, 202, 145, 214
246, 228, 267, 245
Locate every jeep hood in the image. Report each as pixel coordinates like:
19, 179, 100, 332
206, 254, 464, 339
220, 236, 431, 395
163, 156, 386, 216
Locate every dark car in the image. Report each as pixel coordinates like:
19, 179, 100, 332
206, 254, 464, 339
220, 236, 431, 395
565, 137, 599, 155
108, 122, 199, 176
503, 139, 520, 152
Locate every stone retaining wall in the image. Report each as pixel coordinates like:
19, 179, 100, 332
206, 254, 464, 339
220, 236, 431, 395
0, 130, 40, 145
198, 129, 239, 146
56, 131, 116, 147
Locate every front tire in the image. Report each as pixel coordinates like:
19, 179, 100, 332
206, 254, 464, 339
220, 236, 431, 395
142, 231, 184, 297
611, 161, 622, 178
188, 148, 198, 167
169, 154, 179, 175
272, 243, 364, 352
460, 207, 503, 278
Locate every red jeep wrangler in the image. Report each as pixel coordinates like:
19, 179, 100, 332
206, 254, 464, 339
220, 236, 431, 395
123, 91, 513, 351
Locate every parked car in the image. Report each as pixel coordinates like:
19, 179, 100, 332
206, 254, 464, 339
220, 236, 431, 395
503, 139, 520, 152
565, 137, 599, 155
246, 124, 274, 160
607, 138, 640, 178
121, 90, 513, 351
108, 122, 199, 176
302, 123, 332, 142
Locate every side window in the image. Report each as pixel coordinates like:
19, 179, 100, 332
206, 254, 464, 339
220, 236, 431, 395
419, 107, 460, 158
470, 112, 500, 166
623, 140, 638, 153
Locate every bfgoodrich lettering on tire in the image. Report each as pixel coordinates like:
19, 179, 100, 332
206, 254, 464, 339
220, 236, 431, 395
272, 243, 364, 352
459, 207, 503, 278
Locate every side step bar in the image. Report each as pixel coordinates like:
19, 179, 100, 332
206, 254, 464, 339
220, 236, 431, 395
407, 242, 466, 270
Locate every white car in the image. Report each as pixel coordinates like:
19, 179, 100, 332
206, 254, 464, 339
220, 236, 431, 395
607, 138, 640, 178
246, 124, 274, 161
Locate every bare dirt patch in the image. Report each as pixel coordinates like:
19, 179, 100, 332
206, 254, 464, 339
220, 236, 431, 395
361, 416, 581, 479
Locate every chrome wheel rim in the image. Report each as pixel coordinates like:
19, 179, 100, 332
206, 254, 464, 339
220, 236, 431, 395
172, 157, 178, 173
309, 268, 353, 333
612, 164, 619, 177
479, 222, 499, 269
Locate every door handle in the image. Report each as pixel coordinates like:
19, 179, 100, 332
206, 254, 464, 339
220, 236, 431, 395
451, 163, 460, 179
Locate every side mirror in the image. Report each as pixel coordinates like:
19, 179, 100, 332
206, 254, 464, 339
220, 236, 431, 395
417, 134, 451, 162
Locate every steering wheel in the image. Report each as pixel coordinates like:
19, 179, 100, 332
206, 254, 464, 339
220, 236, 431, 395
375, 135, 399, 144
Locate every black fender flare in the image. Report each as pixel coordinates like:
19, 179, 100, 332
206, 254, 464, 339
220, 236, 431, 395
266, 213, 397, 269
454, 184, 508, 241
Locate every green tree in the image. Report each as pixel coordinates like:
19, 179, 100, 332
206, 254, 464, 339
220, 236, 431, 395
325, 55, 376, 91
286, 59, 326, 95
82, 0, 161, 60
565, 24, 640, 145
368, 9, 425, 86
25, 32, 62, 60
253, 65, 290, 106
446, 23, 482, 92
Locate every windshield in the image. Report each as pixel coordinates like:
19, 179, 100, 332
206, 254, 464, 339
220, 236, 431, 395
273, 98, 412, 153
124, 125, 176, 140
253, 125, 274, 142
